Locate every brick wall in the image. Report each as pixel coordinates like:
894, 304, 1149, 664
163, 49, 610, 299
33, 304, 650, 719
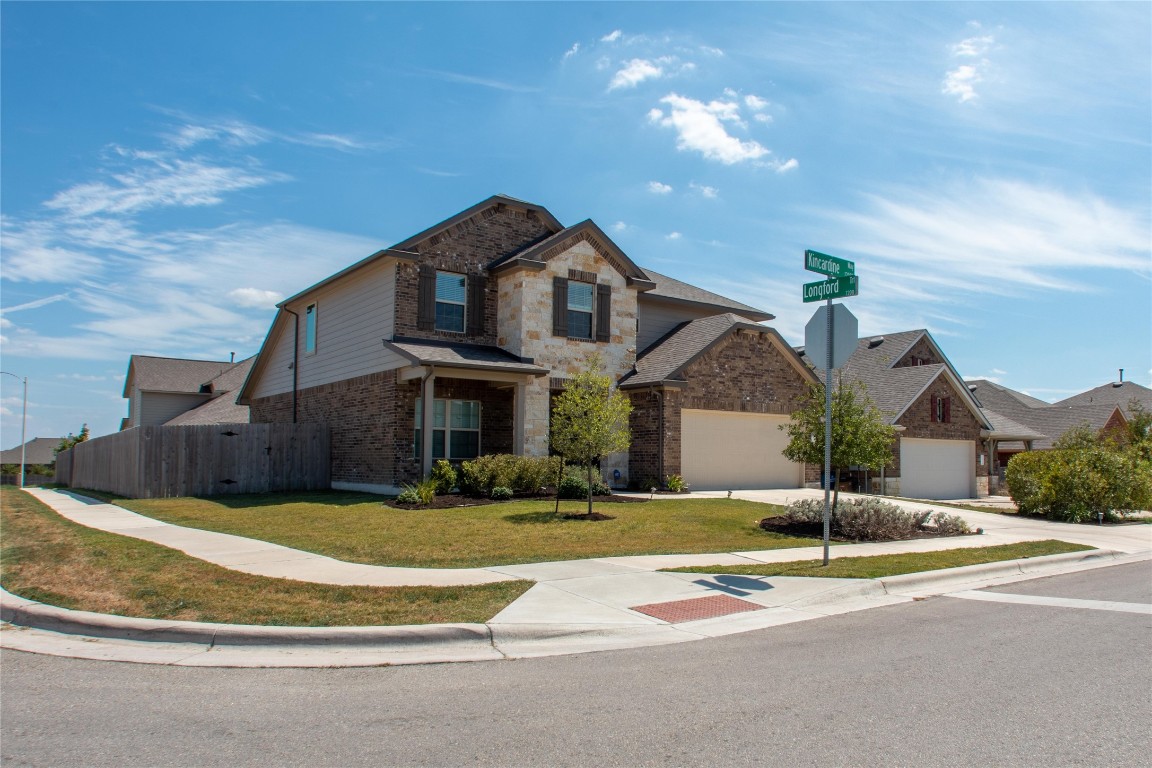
888, 376, 987, 479
628, 329, 809, 488
893, 336, 942, 368
394, 206, 554, 345
250, 371, 515, 486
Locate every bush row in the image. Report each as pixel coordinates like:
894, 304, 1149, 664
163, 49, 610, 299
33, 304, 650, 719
1005, 447, 1151, 523
770, 497, 970, 541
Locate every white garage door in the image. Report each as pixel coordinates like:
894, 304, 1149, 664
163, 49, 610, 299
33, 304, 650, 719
899, 438, 974, 499
681, 410, 801, 491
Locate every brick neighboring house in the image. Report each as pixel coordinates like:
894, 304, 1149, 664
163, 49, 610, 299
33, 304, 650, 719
238, 194, 815, 493
966, 378, 1131, 472
800, 330, 1028, 499
121, 355, 255, 430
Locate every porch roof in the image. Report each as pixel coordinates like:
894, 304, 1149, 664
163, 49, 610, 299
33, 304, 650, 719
385, 337, 550, 377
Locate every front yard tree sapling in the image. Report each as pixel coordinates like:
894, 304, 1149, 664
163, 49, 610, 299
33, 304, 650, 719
549, 354, 632, 518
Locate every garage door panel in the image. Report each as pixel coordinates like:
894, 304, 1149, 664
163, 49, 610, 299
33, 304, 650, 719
900, 438, 974, 500
681, 410, 800, 491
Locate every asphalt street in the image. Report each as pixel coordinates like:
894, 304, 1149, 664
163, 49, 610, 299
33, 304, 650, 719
2, 561, 1149, 768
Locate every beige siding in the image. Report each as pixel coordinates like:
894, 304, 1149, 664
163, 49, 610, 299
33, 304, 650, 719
251, 260, 405, 398
637, 299, 733, 353
140, 392, 210, 426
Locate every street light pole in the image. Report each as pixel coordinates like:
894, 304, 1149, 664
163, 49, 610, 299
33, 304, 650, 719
1, 371, 28, 488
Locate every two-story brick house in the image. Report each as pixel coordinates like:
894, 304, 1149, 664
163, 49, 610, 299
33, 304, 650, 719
237, 195, 818, 493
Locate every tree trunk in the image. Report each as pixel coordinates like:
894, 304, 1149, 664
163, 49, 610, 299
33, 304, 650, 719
554, 459, 564, 516
586, 461, 594, 516
832, 468, 841, 516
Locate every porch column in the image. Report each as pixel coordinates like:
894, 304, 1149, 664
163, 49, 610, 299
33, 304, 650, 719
421, 368, 436, 478
513, 381, 527, 456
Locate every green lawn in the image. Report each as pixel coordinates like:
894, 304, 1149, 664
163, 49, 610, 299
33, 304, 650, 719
75, 490, 814, 568
1, 486, 532, 626
663, 540, 1093, 579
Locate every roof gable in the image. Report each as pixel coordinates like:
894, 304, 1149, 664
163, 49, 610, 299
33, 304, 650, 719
488, 219, 652, 285
123, 355, 237, 398
639, 268, 772, 321
621, 313, 815, 389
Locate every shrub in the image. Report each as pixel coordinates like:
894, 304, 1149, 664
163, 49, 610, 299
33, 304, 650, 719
558, 470, 611, 500
1007, 447, 1151, 523
490, 486, 514, 501
665, 474, 688, 493
395, 486, 421, 505
782, 498, 825, 525
458, 454, 562, 496
429, 460, 457, 495
929, 512, 971, 536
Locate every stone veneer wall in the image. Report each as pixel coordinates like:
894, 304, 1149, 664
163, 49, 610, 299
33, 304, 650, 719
497, 237, 638, 462
250, 371, 514, 486
393, 206, 555, 346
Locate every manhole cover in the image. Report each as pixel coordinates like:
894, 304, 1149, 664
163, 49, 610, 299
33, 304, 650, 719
631, 594, 763, 623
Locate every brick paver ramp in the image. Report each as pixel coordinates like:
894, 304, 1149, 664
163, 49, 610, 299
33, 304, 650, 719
630, 594, 764, 623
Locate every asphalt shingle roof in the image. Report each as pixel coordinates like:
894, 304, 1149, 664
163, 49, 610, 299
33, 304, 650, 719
163, 395, 250, 426
0, 437, 63, 465
125, 355, 237, 397
640, 269, 771, 320
386, 338, 549, 376
1053, 380, 1152, 413
621, 313, 758, 388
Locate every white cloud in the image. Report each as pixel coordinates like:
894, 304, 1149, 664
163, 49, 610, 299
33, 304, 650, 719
563, 42, 580, 60
647, 181, 673, 195
57, 373, 107, 382
744, 94, 769, 110
824, 177, 1151, 297
666, 231, 682, 240
943, 30, 996, 103
689, 183, 719, 198
648, 93, 769, 164
602, 30, 622, 43
612, 221, 627, 232
0, 293, 71, 313
775, 158, 799, 173
609, 59, 664, 90
753, 114, 774, 124
227, 288, 284, 309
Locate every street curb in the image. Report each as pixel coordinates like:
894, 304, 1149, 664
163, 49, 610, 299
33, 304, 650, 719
0, 589, 491, 648
3, 550, 1149, 651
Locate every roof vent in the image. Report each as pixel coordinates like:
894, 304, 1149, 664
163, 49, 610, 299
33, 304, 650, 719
1114, 368, 1124, 387
868, 336, 885, 348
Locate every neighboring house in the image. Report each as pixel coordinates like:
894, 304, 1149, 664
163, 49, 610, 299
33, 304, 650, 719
238, 194, 816, 493
800, 330, 1031, 499
122, 355, 255, 430
0, 437, 63, 466
966, 378, 1130, 469
1051, 377, 1152, 416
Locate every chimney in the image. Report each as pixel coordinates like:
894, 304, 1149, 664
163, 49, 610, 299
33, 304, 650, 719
231, 352, 236, 364
1119, 368, 1124, 383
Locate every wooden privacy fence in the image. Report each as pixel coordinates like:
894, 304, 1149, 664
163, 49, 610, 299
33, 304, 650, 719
55, 423, 330, 499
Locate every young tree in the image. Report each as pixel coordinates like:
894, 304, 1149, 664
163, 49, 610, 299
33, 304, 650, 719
550, 355, 632, 517
55, 424, 90, 456
780, 379, 897, 511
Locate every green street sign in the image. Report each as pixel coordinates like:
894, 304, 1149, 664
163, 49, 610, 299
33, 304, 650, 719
804, 249, 855, 278
803, 275, 858, 303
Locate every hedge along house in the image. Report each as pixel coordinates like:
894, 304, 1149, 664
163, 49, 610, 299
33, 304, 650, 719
801, 329, 1033, 499
237, 195, 812, 493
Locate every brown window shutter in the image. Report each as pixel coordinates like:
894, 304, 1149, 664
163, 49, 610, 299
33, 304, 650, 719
418, 265, 436, 330
595, 283, 611, 342
553, 277, 568, 337
468, 274, 486, 336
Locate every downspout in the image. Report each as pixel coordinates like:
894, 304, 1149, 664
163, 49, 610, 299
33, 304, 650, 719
283, 307, 300, 423
419, 365, 436, 478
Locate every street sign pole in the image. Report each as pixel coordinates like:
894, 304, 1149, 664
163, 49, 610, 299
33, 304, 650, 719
823, 298, 832, 566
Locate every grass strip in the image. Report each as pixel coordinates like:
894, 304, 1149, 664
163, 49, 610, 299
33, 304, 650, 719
661, 540, 1093, 579
0, 487, 531, 627
73, 490, 816, 568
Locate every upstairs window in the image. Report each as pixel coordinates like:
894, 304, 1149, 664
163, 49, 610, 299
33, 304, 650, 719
304, 303, 317, 354
932, 396, 952, 423
435, 271, 466, 333
567, 281, 594, 340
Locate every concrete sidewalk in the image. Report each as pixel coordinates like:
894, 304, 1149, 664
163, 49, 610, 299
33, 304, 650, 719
3, 487, 1149, 668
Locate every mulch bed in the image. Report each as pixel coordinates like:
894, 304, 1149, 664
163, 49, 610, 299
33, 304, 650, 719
757, 516, 977, 542
382, 493, 646, 510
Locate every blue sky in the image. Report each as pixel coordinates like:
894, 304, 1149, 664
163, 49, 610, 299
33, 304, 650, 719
2, 1, 1149, 444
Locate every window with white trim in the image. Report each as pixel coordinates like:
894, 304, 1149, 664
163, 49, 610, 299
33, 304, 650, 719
414, 398, 481, 460
304, 303, 317, 354
435, 272, 467, 333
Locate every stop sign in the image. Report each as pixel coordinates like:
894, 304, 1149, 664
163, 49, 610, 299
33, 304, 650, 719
804, 303, 858, 369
